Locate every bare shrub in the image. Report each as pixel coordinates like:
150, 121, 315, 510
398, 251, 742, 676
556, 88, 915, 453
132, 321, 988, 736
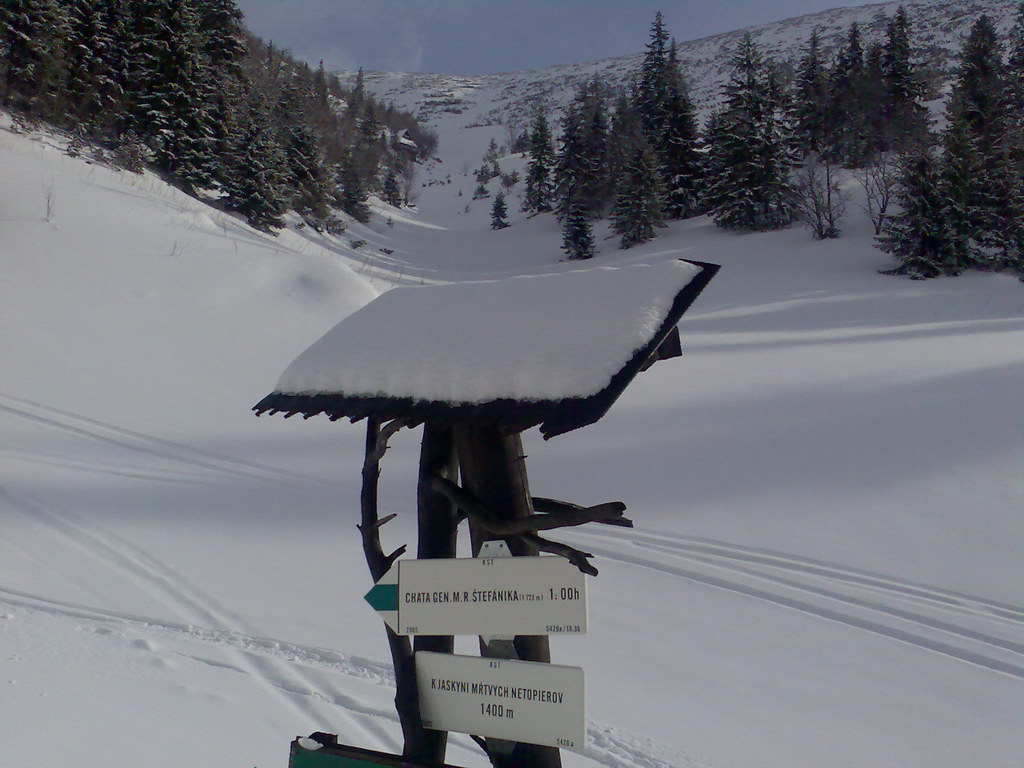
42, 176, 55, 222
856, 153, 900, 235
791, 154, 849, 240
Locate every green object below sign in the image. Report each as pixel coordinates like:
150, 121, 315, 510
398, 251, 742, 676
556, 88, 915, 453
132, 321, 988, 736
288, 734, 463, 768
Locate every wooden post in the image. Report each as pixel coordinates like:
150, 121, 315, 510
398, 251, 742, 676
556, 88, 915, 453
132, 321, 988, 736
411, 424, 459, 765
454, 424, 561, 768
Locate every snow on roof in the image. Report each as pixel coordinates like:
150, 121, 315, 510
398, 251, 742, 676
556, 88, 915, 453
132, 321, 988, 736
255, 259, 717, 437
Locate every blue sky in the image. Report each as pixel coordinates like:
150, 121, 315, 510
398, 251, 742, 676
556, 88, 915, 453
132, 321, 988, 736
235, 0, 875, 74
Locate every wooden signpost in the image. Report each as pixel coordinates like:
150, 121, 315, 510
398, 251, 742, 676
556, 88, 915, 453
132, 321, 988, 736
255, 260, 721, 768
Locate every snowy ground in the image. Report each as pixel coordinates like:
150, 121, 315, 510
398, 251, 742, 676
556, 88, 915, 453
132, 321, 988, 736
2, 109, 1022, 768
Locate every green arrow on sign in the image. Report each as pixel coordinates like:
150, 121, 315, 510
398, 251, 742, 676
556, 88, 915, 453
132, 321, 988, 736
364, 582, 398, 611
363, 563, 400, 632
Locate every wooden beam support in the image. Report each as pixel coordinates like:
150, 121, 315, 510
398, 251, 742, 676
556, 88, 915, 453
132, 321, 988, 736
454, 425, 561, 768
411, 423, 460, 766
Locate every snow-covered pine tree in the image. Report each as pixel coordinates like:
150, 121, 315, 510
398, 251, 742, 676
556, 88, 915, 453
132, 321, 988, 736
337, 149, 372, 223
882, 5, 929, 152
63, 0, 119, 131
126, 0, 216, 191
610, 137, 666, 249
705, 34, 796, 232
0, 0, 67, 115
346, 66, 365, 119
97, 0, 134, 133
634, 15, 702, 219
948, 15, 1019, 263
220, 93, 289, 232
579, 82, 611, 212
522, 112, 554, 213
1009, 2, 1024, 115
877, 148, 957, 279
194, 0, 246, 73
1006, 2, 1024, 271
790, 28, 829, 156
607, 92, 641, 204
555, 78, 611, 216
276, 82, 333, 228
863, 43, 890, 156
661, 41, 704, 218
636, 11, 671, 145
825, 22, 870, 166
554, 103, 590, 220
940, 104, 984, 271
490, 192, 510, 229
560, 195, 594, 259
313, 60, 329, 108
382, 169, 402, 207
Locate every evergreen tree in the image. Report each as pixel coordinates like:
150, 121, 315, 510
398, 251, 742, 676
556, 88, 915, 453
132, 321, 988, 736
490, 192, 509, 229
337, 149, 371, 223
706, 34, 796, 231
791, 28, 829, 156
634, 15, 703, 219
882, 5, 929, 152
607, 92, 642, 202
949, 15, 1018, 261
1006, 3, 1024, 271
579, 82, 611, 211
99, 0, 134, 132
279, 108, 333, 226
555, 78, 611, 215
313, 60, 329, 108
126, 0, 216, 190
560, 196, 594, 259
194, 0, 246, 72
1008, 2, 1024, 115
221, 93, 289, 231
826, 22, 870, 165
522, 112, 554, 213
346, 66, 365, 118
940, 106, 984, 271
864, 43, 894, 157
610, 138, 665, 248
63, 0, 120, 131
382, 169, 402, 207
554, 103, 591, 219
636, 10, 671, 141
660, 41, 704, 218
0, 0, 67, 115
878, 149, 957, 278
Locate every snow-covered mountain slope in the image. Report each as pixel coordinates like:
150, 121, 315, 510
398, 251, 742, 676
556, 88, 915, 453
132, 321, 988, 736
3, 6, 1024, 762
348, 0, 1019, 136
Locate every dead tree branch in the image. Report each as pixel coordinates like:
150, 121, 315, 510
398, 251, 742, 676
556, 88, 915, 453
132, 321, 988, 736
524, 533, 599, 576
357, 418, 425, 758
429, 476, 631, 533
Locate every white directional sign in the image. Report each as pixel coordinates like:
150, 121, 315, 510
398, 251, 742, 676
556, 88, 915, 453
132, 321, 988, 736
416, 651, 586, 752
364, 556, 587, 636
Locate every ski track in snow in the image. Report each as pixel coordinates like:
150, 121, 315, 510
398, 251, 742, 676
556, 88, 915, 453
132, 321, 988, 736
1, 486, 703, 768
0, 486, 397, 746
0, 391, 333, 487
571, 527, 1024, 679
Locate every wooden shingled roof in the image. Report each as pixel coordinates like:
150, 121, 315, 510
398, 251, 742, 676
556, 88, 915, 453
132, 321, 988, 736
254, 260, 718, 439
